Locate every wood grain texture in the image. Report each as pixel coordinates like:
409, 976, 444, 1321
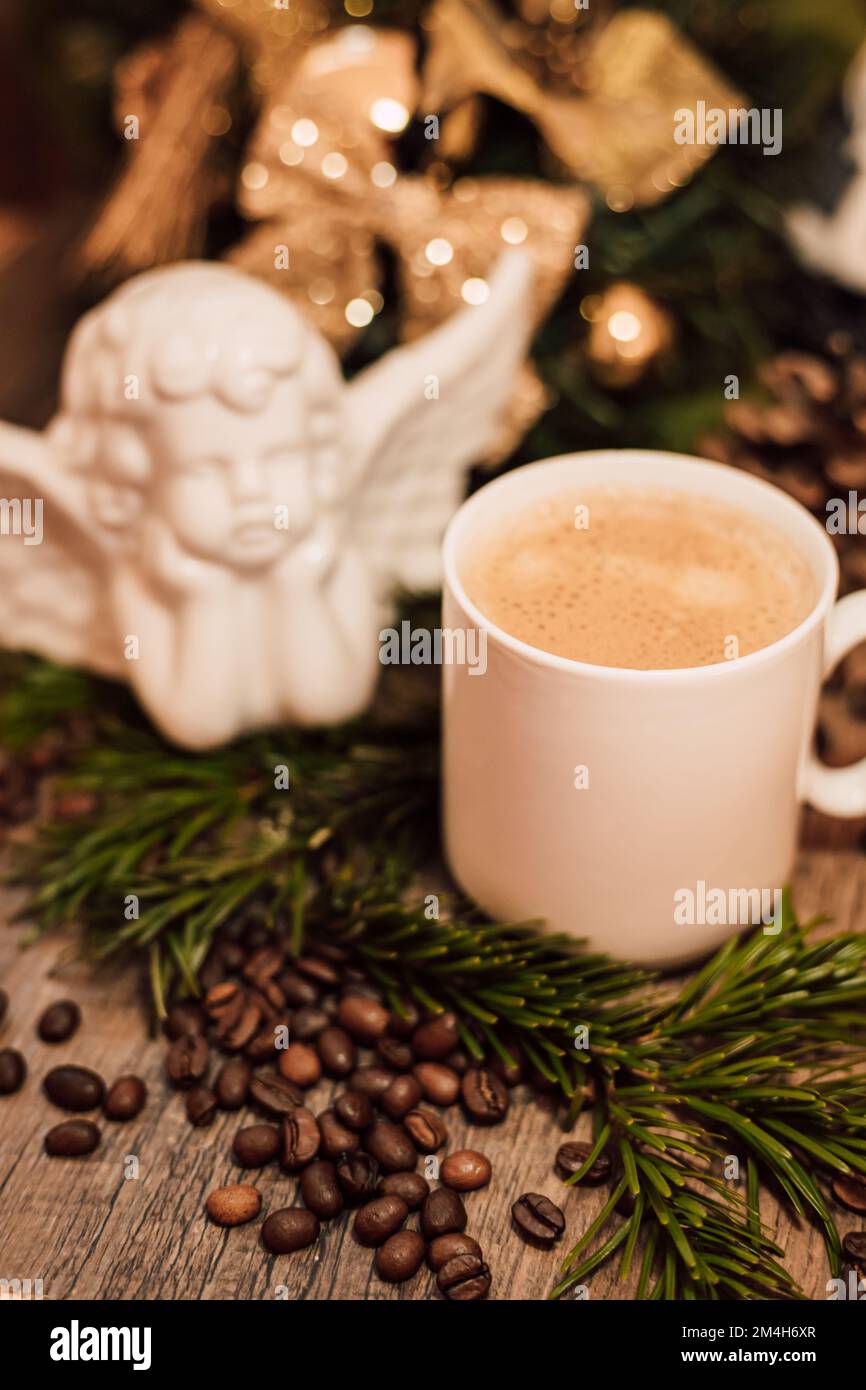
1, 831, 865, 1302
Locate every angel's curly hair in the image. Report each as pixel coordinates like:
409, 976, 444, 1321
48, 261, 341, 491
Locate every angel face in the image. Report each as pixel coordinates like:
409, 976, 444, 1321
144, 378, 321, 572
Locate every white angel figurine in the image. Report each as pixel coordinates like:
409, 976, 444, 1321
0, 256, 532, 749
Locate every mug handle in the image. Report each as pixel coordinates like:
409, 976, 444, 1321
803, 590, 866, 816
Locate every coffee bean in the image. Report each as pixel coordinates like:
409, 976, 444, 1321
204, 980, 243, 1018
404, 1108, 447, 1152
0, 1048, 26, 1094
246, 1020, 286, 1063
248, 1071, 303, 1116
349, 1066, 394, 1100
215, 1058, 251, 1110
37, 1000, 81, 1043
337, 993, 390, 1043
354, 1194, 408, 1246
219, 1002, 261, 1053
104, 1075, 146, 1121
206, 1183, 261, 1227
490, 1048, 524, 1087
217, 939, 245, 974
291, 1005, 329, 1040
318, 1108, 361, 1161
243, 946, 283, 985
316, 1026, 356, 1077
412, 1012, 459, 1060
163, 1001, 208, 1039
309, 940, 350, 966
832, 1173, 866, 1213
387, 1002, 420, 1039
381, 1074, 423, 1121
278, 1042, 322, 1088
413, 1062, 460, 1107
296, 955, 340, 988
462, 1067, 508, 1124
427, 1232, 483, 1272
365, 1120, 418, 1174
842, 1230, 866, 1264
165, 1034, 209, 1089
380, 1172, 430, 1210
555, 1141, 612, 1185
512, 1192, 565, 1245
233, 1123, 280, 1167
278, 970, 319, 1007
334, 1089, 374, 1131
186, 1086, 217, 1127
336, 1151, 379, 1204
376, 1037, 413, 1071
441, 1150, 491, 1192
44, 1064, 106, 1112
437, 1252, 491, 1301
0, 988, 7, 1025
376, 1230, 426, 1282
44, 1119, 100, 1157
280, 1107, 320, 1170
444, 1049, 470, 1075
420, 1187, 467, 1239
299, 1161, 344, 1220
262, 1207, 320, 1253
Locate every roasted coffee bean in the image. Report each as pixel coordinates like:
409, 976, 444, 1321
462, 1067, 508, 1125
243, 946, 283, 985
245, 1024, 282, 1064
186, 1086, 217, 1127
350, 1066, 394, 1100
354, 1194, 408, 1246
241, 917, 270, 953
296, 955, 340, 988
204, 980, 243, 1018
0, 988, 7, 1025
437, 1252, 491, 1301
376, 1230, 425, 1282
381, 1074, 423, 1121
291, 1005, 329, 1040
380, 1171, 430, 1210
44, 1119, 100, 1157
165, 1034, 209, 1090
277, 970, 319, 1007
104, 1075, 146, 1121
280, 1107, 320, 1170
338, 993, 390, 1043
206, 1183, 261, 1227
44, 1064, 105, 1112
832, 1173, 866, 1213
215, 1057, 251, 1110
387, 1002, 420, 1039
555, 1141, 612, 1186
37, 999, 81, 1043
490, 1048, 524, 1087
512, 1193, 565, 1245
233, 1123, 280, 1167
842, 1230, 866, 1264
444, 1049, 470, 1075
278, 1042, 322, 1089
365, 1119, 418, 1174
248, 1071, 303, 1116
0, 1048, 26, 1094
299, 1160, 343, 1221
318, 1108, 361, 1162
217, 939, 245, 974
262, 1207, 319, 1253
427, 1232, 483, 1272
404, 1108, 447, 1152
308, 940, 350, 965
220, 1002, 262, 1053
334, 1089, 374, 1131
412, 1012, 459, 1060
441, 1150, 491, 1192
163, 1001, 207, 1039
420, 1187, 467, 1239
413, 1062, 460, 1107
376, 1036, 413, 1071
316, 1026, 356, 1078
337, 1151, 380, 1204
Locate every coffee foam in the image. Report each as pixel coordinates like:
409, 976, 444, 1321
460, 487, 817, 670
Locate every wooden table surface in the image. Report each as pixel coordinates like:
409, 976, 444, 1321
1, 825, 865, 1303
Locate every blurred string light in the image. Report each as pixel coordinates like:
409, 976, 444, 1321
582, 282, 673, 387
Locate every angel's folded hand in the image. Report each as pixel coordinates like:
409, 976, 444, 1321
138, 515, 228, 598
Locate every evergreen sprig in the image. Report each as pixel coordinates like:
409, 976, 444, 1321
3, 654, 866, 1300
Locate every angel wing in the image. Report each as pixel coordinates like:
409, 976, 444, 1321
0, 421, 122, 677
341, 250, 533, 593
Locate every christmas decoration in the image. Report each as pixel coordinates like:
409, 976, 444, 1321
0, 254, 532, 748
581, 281, 674, 386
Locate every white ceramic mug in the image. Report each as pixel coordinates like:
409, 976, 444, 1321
441, 449, 866, 968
